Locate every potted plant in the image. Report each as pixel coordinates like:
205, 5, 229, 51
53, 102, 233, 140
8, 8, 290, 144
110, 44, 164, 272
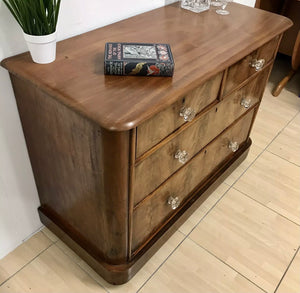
3, 0, 61, 64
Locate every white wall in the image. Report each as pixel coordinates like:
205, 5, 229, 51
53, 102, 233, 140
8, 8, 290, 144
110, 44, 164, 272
0, 0, 254, 259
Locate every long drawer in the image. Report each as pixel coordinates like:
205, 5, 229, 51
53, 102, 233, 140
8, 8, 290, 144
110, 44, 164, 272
223, 36, 279, 96
136, 72, 223, 157
134, 71, 268, 205
132, 108, 256, 252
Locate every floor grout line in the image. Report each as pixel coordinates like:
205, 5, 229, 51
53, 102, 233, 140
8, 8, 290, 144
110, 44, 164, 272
188, 237, 269, 293
225, 108, 300, 190
135, 103, 300, 292
231, 187, 300, 227
40, 228, 59, 244
135, 185, 234, 292
135, 234, 188, 293
177, 229, 186, 237
53, 242, 109, 293
0, 243, 54, 288
274, 246, 300, 293
266, 149, 300, 167
135, 96, 300, 292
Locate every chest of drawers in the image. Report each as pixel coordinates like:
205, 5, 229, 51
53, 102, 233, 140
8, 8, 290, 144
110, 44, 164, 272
1, 2, 291, 284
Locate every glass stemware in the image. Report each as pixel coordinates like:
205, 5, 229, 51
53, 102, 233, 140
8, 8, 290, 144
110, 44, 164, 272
216, 0, 233, 15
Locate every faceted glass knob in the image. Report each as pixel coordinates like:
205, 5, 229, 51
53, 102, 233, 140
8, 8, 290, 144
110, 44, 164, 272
167, 196, 180, 210
240, 97, 252, 108
175, 149, 189, 164
228, 141, 239, 152
250, 58, 265, 71
180, 107, 196, 122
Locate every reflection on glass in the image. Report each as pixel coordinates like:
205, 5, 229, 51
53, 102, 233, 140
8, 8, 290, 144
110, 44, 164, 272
216, 0, 233, 15
181, 0, 211, 13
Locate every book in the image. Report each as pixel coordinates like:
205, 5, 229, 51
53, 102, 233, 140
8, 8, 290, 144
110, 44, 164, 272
104, 42, 174, 77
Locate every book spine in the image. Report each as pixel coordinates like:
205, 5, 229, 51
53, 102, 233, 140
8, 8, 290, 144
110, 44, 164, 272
104, 60, 124, 75
105, 61, 174, 76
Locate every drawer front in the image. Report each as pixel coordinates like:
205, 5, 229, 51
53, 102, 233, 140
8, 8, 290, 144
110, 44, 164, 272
134, 72, 266, 205
136, 72, 223, 157
223, 36, 279, 96
132, 109, 255, 252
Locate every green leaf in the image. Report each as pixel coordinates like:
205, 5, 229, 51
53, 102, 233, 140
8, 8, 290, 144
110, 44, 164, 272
2, 0, 61, 35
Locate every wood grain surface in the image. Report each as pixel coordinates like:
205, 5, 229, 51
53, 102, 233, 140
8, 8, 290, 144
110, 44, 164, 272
136, 72, 223, 157
11, 75, 130, 264
134, 69, 269, 205
132, 109, 255, 252
223, 36, 280, 95
1, 3, 292, 131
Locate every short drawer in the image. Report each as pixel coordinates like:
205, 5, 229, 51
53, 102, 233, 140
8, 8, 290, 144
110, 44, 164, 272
134, 72, 265, 205
136, 72, 223, 157
132, 109, 255, 252
223, 36, 279, 96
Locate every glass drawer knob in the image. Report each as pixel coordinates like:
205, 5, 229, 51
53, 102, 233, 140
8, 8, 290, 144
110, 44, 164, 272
180, 107, 196, 122
250, 58, 265, 71
167, 196, 180, 210
175, 149, 189, 164
240, 97, 252, 108
228, 141, 239, 152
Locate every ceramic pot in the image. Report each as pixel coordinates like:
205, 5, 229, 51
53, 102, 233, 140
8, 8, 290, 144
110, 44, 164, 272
23, 31, 57, 64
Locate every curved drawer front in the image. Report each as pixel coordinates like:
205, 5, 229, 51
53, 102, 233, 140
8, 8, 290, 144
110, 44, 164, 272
136, 72, 223, 157
134, 72, 266, 205
132, 109, 255, 253
223, 36, 279, 96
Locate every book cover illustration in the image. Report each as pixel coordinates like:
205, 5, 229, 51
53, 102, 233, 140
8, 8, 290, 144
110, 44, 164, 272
104, 42, 174, 77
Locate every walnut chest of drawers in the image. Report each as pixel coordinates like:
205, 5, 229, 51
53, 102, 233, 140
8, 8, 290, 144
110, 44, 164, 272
1, 2, 292, 284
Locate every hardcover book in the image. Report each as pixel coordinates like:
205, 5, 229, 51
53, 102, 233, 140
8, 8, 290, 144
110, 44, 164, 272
104, 42, 174, 77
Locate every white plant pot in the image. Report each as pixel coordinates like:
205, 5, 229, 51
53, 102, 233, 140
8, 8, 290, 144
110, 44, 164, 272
23, 31, 57, 64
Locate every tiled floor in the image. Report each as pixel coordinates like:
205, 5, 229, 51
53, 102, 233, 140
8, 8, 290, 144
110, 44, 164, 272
1, 57, 300, 293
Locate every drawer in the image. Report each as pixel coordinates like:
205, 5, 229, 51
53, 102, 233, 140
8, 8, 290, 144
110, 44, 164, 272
223, 36, 279, 96
132, 109, 255, 252
134, 72, 265, 205
136, 72, 223, 157
224, 64, 271, 104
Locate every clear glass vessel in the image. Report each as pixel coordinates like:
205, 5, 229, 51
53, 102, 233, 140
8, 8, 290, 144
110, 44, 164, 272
181, 0, 211, 13
216, 0, 233, 15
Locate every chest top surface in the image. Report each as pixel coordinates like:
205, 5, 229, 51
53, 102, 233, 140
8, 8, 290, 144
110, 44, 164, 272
1, 3, 291, 131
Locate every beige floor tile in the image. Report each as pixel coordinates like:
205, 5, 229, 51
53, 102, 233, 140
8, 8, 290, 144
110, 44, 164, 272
57, 231, 184, 293
139, 238, 264, 293
263, 84, 300, 114
251, 108, 286, 149
55, 240, 83, 264
41, 227, 59, 243
267, 112, 300, 166
0, 232, 52, 284
277, 248, 300, 293
251, 88, 300, 149
0, 245, 106, 293
178, 183, 230, 235
234, 151, 300, 225
189, 189, 300, 293
224, 144, 263, 186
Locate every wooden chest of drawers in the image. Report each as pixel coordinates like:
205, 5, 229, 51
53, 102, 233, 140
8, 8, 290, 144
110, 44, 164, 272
1, 3, 291, 284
